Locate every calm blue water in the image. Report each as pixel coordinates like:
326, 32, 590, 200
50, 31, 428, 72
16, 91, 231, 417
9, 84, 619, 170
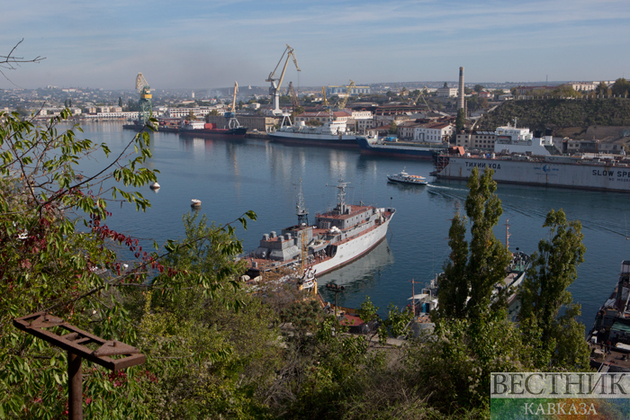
72, 122, 630, 326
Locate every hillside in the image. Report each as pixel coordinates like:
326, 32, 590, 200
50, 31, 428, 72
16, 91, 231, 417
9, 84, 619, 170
477, 98, 630, 140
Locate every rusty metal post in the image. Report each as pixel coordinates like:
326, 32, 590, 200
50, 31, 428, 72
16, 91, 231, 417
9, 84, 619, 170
13, 312, 145, 420
68, 352, 83, 420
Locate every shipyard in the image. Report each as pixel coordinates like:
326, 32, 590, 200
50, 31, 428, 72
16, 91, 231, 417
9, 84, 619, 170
4, 3, 630, 417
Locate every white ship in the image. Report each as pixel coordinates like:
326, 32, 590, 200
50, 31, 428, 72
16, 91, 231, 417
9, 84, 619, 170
247, 179, 395, 277
434, 121, 630, 193
434, 154, 630, 193
268, 115, 360, 147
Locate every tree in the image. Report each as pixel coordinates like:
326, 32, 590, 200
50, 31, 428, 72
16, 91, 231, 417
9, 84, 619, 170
518, 209, 590, 369
612, 78, 630, 97
596, 81, 610, 96
0, 39, 45, 81
474, 84, 484, 93
0, 110, 158, 418
437, 167, 512, 322
388, 121, 397, 135
455, 108, 466, 132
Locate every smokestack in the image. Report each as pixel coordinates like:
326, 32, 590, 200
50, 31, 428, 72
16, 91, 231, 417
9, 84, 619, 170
458, 67, 465, 110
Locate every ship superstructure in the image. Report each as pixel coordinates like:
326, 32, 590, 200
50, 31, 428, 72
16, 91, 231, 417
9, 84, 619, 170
248, 179, 395, 277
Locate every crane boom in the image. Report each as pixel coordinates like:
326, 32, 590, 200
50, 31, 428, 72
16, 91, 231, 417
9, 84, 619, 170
135, 72, 152, 125
337, 79, 355, 110
230, 81, 239, 113
267, 44, 300, 115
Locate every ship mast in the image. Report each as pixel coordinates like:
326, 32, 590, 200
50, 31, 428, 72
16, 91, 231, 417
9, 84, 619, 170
295, 180, 308, 226
505, 218, 510, 252
335, 178, 349, 214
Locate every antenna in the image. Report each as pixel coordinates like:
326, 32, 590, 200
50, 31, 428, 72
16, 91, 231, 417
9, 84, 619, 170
505, 218, 511, 251
295, 180, 308, 226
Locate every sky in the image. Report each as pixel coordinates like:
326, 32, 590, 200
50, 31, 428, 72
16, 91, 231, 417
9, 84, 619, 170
2, 0, 629, 91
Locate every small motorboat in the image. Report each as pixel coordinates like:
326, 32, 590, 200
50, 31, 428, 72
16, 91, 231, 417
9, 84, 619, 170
190, 199, 201, 207
149, 182, 161, 190
387, 168, 428, 185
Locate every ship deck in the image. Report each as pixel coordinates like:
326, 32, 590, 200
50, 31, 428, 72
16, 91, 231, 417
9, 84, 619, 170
246, 209, 394, 275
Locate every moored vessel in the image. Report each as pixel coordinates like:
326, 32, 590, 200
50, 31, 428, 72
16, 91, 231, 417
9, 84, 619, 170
433, 153, 630, 193
411, 250, 530, 321
434, 121, 630, 193
357, 135, 448, 159
246, 179, 395, 278
178, 121, 247, 138
268, 115, 360, 148
588, 260, 630, 371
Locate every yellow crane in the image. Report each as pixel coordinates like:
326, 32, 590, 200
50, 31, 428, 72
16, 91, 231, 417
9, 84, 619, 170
414, 87, 432, 113
337, 79, 355, 110
226, 81, 241, 129
135, 73, 152, 125
266, 44, 300, 115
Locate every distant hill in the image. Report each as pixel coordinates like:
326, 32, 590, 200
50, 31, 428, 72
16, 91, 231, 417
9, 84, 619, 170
477, 98, 630, 140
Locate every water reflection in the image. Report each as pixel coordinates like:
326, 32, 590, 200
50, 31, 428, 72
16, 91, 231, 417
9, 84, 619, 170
319, 239, 395, 305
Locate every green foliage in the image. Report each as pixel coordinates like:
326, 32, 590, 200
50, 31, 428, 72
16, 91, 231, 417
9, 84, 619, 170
477, 97, 630, 131
377, 304, 413, 345
0, 111, 159, 418
456, 108, 466, 132
388, 121, 397, 134
407, 317, 528, 415
612, 78, 630, 97
437, 167, 512, 322
518, 209, 590, 369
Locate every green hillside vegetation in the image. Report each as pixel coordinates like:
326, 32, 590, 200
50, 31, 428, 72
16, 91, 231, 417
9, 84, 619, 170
478, 98, 630, 135
0, 112, 592, 420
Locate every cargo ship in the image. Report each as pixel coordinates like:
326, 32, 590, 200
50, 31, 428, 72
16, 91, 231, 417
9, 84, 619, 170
433, 122, 630, 193
246, 179, 395, 277
434, 153, 630, 193
357, 135, 448, 159
268, 116, 359, 148
178, 121, 247, 138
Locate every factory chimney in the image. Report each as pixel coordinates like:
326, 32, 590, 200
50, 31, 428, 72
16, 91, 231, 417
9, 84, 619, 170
458, 67, 465, 111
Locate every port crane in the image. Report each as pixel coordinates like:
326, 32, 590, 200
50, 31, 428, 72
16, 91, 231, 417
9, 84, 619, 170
266, 44, 300, 116
135, 73, 152, 126
322, 86, 328, 107
225, 81, 241, 129
414, 87, 432, 113
337, 79, 355, 110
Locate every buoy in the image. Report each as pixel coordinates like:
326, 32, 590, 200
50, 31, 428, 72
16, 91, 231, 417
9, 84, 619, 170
149, 182, 160, 190
191, 199, 201, 207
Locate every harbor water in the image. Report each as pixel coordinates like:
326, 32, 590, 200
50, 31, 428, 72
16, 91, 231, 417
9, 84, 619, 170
73, 122, 630, 326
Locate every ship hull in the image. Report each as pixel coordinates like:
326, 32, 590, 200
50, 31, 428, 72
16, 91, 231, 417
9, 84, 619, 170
269, 131, 359, 148
179, 127, 247, 138
435, 156, 630, 193
310, 212, 393, 276
357, 137, 444, 160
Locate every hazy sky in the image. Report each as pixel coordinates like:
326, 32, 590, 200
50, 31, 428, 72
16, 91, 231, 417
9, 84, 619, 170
2, 0, 629, 90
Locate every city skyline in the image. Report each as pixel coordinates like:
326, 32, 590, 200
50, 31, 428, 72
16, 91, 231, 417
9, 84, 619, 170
2, 0, 629, 91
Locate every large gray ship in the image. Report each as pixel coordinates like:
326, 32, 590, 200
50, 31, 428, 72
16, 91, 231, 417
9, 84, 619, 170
434, 123, 630, 193
434, 154, 630, 193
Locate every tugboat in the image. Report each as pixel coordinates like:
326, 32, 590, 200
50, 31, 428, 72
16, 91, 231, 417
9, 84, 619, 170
247, 178, 396, 277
